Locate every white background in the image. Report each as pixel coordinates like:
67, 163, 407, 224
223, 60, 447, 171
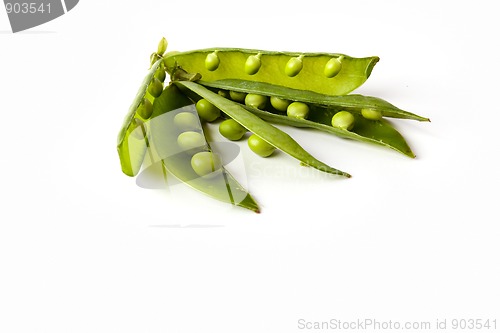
1, 1, 499, 332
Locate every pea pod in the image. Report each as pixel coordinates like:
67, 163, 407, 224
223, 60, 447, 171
175, 80, 351, 178
240, 104, 416, 158
164, 48, 379, 96
148, 84, 260, 213
117, 58, 164, 176
118, 38, 431, 213
199, 80, 429, 122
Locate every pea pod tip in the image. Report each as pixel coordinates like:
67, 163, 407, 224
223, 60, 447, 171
299, 162, 351, 178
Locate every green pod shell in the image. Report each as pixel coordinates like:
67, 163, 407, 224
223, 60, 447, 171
149, 85, 260, 213
240, 103, 416, 158
200, 80, 429, 121
117, 58, 163, 176
164, 48, 379, 96
129, 118, 147, 140
175, 81, 350, 177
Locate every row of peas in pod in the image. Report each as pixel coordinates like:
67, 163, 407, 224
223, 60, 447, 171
117, 37, 429, 213
195, 96, 276, 157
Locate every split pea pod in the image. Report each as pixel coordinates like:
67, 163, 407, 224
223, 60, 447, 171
148, 84, 260, 213
175, 81, 351, 178
117, 58, 165, 176
164, 48, 379, 96
241, 104, 416, 157
200, 80, 430, 122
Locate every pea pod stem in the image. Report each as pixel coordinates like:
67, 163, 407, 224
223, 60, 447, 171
175, 80, 351, 178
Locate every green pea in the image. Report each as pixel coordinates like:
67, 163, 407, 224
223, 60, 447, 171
136, 98, 153, 120
324, 56, 343, 78
195, 98, 221, 122
205, 51, 220, 71
173, 112, 200, 131
177, 131, 206, 152
218, 90, 230, 99
248, 134, 276, 157
285, 55, 304, 77
287, 102, 309, 119
219, 119, 247, 141
147, 77, 163, 98
331, 111, 355, 130
154, 66, 166, 82
190, 151, 222, 177
361, 108, 383, 120
245, 53, 262, 75
245, 93, 267, 109
157, 37, 168, 56
229, 90, 247, 102
270, 96, 291, 112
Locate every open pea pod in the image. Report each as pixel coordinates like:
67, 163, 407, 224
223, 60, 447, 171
175, 80, 350, 178
148, 84, 260, 213
164, 48, 379, 96
199, 80, 429, 122
117, 58, 165, 176
241, 104, 415, 158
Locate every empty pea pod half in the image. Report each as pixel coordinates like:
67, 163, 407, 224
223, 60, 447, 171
163, 48, 379, 96
117, 37, 430, 213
